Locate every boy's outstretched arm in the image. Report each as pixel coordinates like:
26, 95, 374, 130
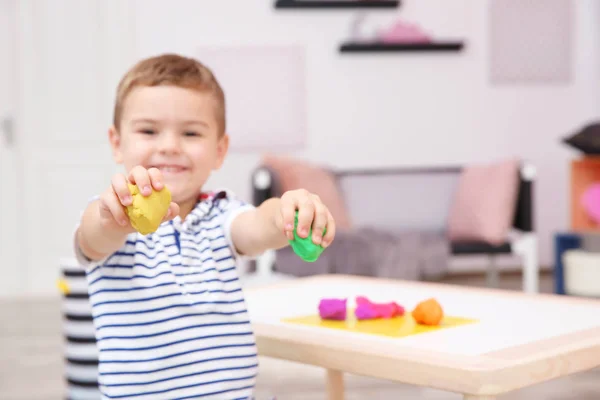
229, 189, 336, 257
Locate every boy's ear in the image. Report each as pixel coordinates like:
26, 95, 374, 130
108, 125, 123, 164
214, 133, 230, 170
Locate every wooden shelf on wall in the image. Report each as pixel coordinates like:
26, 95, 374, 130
274, 0, 400, 9
339, 41, 465, 53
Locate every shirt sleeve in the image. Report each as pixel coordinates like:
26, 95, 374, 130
216, 190, 257, 259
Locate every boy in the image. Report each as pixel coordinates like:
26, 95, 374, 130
74, 53, 336, 399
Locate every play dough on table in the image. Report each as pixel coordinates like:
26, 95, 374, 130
125, 183, 171, 235
285, 295, 470, 338
289, 210, 326, 262
286, 295, 475, 338
411, 298, 444, 326
318, 298, 347, 320
355, 296, 405, 320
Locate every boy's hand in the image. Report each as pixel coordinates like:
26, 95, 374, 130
276, 189, 336, 248
98, 166, 179, 232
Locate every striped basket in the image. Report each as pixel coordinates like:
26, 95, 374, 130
59, 259, 100, 400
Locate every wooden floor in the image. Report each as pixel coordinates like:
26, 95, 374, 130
1, 272, 598, 400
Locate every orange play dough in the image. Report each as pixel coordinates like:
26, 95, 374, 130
411, 298, 444, 326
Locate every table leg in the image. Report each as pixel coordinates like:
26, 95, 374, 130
326, 369, 344, 400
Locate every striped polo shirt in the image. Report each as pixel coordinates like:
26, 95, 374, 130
74, 190, 259, 400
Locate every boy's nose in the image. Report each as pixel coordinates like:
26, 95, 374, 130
158, 132, 181, 154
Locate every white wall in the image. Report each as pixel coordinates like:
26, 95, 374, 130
132, 0, 600, 269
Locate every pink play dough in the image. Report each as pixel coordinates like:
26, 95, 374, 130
318, 298, 347, 320
354, 296, 405, 320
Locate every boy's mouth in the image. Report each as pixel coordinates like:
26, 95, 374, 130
153, 164, 189, 174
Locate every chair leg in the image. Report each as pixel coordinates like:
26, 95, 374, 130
522, 241, 539, 293
486, 254, 499, 288
513, 233, 539, 293
256, 249, 276, 277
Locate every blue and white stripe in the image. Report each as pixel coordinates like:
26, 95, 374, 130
77, 191, 258, 399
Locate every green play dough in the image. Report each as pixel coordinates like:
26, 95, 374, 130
288, 210, 326, 262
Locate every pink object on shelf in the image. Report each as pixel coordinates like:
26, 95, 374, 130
377, 20, 432, 44
354, 296, 405, 320
318, 298, 347, 320
581, 183, 600, 224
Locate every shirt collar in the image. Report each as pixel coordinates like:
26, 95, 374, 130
171, 191, 227, 231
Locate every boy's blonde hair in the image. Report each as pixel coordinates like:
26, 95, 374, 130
113, 53, 226, 135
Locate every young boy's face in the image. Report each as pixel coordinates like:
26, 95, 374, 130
109, 85, 228, 206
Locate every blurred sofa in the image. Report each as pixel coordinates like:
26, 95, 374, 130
247, 155, 539, 293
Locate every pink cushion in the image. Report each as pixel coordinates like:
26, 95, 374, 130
447, 158, 521, 245
261, 154, 353, 231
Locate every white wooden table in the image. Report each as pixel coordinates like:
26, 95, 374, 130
243, 274, 600, 400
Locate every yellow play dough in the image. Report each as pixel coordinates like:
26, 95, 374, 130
125, 183, 171, 235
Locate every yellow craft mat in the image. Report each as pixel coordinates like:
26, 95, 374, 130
283, 310, 478, 338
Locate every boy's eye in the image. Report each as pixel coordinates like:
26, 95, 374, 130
184, 131, 200, 137
140, 129, 155, 135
